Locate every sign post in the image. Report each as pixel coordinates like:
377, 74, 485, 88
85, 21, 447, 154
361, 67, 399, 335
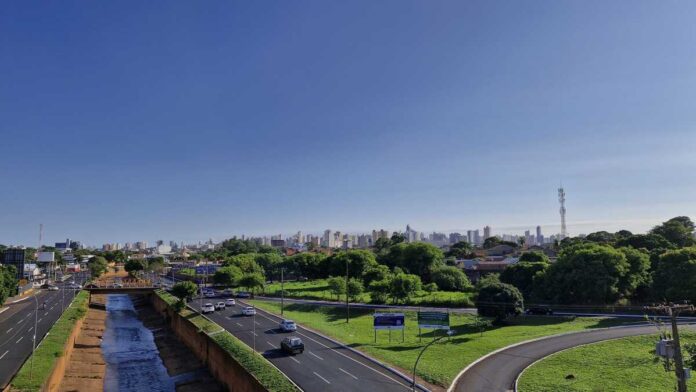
417, 311, 450, 342
373, 312, 406, 343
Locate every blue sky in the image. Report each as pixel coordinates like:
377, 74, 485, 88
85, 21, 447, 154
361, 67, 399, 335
2, 1, 696, 246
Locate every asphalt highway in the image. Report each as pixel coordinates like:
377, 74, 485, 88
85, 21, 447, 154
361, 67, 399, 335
451, 322, 696, 392
0, 273, 88, 388
191, 296, 417, 392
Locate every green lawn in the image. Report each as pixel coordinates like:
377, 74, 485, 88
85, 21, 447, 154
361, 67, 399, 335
11, 290, 89, 392
518, 332, 696, 391
248, 299, 633, 387
263, 279, 475, 307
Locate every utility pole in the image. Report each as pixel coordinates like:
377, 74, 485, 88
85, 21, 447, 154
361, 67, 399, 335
345, 258, 350, 324
280, 267, 285, 316
646, 303, 693, 392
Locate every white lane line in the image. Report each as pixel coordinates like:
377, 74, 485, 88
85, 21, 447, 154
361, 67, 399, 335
0, 350, 8, 359
290, 356, 301, 364
309, 351, 324, 361
250, 331, 258, 336
339, 368, 359, 380
15, 337, 23, 344
43, 312, 48, 316
16, 320, 22, 325
251, 306, 411, 390
254, 321, 261, 325
6, 328, 12, 334
313, 371, 331, 384
27, 327, 33, 333
38, 318, 42, 323
236, 322, 243, 327
267, 341, 278, 349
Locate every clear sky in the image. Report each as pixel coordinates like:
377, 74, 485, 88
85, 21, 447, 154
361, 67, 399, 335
2, 1, 696, 246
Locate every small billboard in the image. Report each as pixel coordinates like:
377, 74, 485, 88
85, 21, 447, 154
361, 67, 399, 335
373, 313, 405, 330
37, 252, 55, 263
417, 311, 450, 330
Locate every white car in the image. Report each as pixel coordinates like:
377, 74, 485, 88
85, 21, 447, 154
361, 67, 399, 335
279, 319, 297, 332
202, 303, 215, 314
225, 298, 236, 306
204, 291, 216, 298
47, 285, 60, 291
241, 306, 256, 316
215, 302, 226, 310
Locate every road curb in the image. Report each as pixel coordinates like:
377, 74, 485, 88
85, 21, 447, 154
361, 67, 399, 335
445, 321, 666, 392
245, 299, 431, 392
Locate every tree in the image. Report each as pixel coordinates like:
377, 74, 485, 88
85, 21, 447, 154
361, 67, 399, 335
389, 273, 422, 303
651, 216, 695, 247
172, 281, 198, 305
0, 265, 17, 305
362, 264, 390, 286
615, 233, 673, 252
237, 273, 265, 294
368, 279, 390, 304
88, 256, 108, 278
476, 281, 524, 322
179, 268, 196, 278
327, 276, 346, 300
390, 232, 405, 245
146, 257, 165, 273
224, 253, 265, 275
219, 238, 261, 256
381, 242, 444, 283
285, 252, 327, 279
346, 278, 364, 301
213, 265, 243, 287
518, 251, 550, 264
500, 261, 549, 301
446, 241, 474, 259
430, 266, 471, 291
616, 247, 651, 299
328, 250, 378, 278
483, 236, 517, 249
584, 231, 616, 244
255, 253, 283, 280
653, 247, 696, 303
373, 237, 392, 253
124, 259, 145, 277
544, 243, 630, 304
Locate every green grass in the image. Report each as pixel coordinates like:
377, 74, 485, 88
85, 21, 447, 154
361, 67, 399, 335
11, 290, 89, 392
264, 279, 475, 307
154, 290, 298, 392
248, 299, 635, 388
518, 332, 696, 391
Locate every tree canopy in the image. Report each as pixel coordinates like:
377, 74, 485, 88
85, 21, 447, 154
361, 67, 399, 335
476, 281, 524, 322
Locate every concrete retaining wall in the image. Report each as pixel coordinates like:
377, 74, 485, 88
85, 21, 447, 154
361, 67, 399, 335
150, 294, 267, 392
42, 315, 85, 392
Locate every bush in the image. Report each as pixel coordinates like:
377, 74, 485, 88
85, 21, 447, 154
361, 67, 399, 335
476, 281, 524, 322
431, 266, 471, 291
423, 282, 438, 293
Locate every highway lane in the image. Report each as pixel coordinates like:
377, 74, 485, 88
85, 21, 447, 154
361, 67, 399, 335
192, 297, 417, 392
0, 273, 88, 388
450, 322, 696, 392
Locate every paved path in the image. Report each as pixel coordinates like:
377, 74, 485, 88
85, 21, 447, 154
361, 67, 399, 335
192, 297, 422, 392
451, 322, 696, 392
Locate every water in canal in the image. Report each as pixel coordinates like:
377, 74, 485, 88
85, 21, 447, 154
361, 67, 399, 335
102, 294, 174, 392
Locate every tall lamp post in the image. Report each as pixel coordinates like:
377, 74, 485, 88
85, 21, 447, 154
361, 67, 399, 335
280, 267, 285, 316
411, 330, 453, 391
345, 258, 349, 323
29, 292, 39, 380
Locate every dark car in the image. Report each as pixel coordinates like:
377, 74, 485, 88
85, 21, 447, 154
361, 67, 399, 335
236, 291, 251, 298
525, 305, 554, 315
280, 337, 304, 355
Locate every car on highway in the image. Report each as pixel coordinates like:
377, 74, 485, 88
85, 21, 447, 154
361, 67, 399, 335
215, 302, 226, 310
67, 283, 82, 289
225, 298, 236, 306
202, 303, 215, 314
241, 306, 256, 316
204, 291, 216, 298
280, 337, 304, 355
236, 291, 251, 298
47, 285, 59, 291
279, 319, 297, 332
525, 305, 554, 315
223, 288, 234, 295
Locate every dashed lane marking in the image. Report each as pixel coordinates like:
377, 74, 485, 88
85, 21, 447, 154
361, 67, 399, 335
313, 372, 331, 384
309, 351, 324, 361
339, 368, 359, 380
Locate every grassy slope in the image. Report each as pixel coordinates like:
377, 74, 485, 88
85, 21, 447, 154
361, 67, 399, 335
518, 332, 696, 392
264, 279, 475, 307
155, 290, 298, 392
249, 299, 632, 387
11, 290, 89, 392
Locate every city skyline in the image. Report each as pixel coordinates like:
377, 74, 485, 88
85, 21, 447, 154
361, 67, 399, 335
2, 1, 696, 245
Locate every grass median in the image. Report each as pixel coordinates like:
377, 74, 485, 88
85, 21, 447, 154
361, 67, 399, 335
155, 290, 298, 392
264, 279, 475, 307
248, 299, 635, 388
11, 290, 89, 392
518, 332, 696, 391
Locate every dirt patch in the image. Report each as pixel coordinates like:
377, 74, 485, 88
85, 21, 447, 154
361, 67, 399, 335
130, 295, 223, 392
58, 295, 107, 392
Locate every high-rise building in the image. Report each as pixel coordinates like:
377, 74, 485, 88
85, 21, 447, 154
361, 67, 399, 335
483, 226, 492, 239
3, 248, 25, 279
323, 230, 333, 248
473, 230, 481, 246
536, 226, 543, 245
405, 224, 419, 243
449, 232, 463, 244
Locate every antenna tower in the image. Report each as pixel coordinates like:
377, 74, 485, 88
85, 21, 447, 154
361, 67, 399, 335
558, 187, 567, 239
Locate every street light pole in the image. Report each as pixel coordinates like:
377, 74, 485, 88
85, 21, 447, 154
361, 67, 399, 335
412, 330, 453, 391
29, 292, 39, 380
345, 258, 349, 324
280, 267, 284, 316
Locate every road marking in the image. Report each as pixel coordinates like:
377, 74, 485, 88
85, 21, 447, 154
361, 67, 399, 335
309, 351, 324, 360
290, 356, 301, 364
250, 332, 258, 336
0, 350, 8, 359
27, 327, 33, 332
38, 318, 42, 323
6, 328, 12, 334
267, 341, 277, 348
15, 337, 23, 344
339, 368, 359, 380
254, 321, 261, 325
251, 305, 411, 390
44, 312, 48, 316
236, 322, 243, 327
313, 371, 331, 384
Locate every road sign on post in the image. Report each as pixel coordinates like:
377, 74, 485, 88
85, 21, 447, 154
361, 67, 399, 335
374, 313, 405, 343
417, 311, 450, 330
